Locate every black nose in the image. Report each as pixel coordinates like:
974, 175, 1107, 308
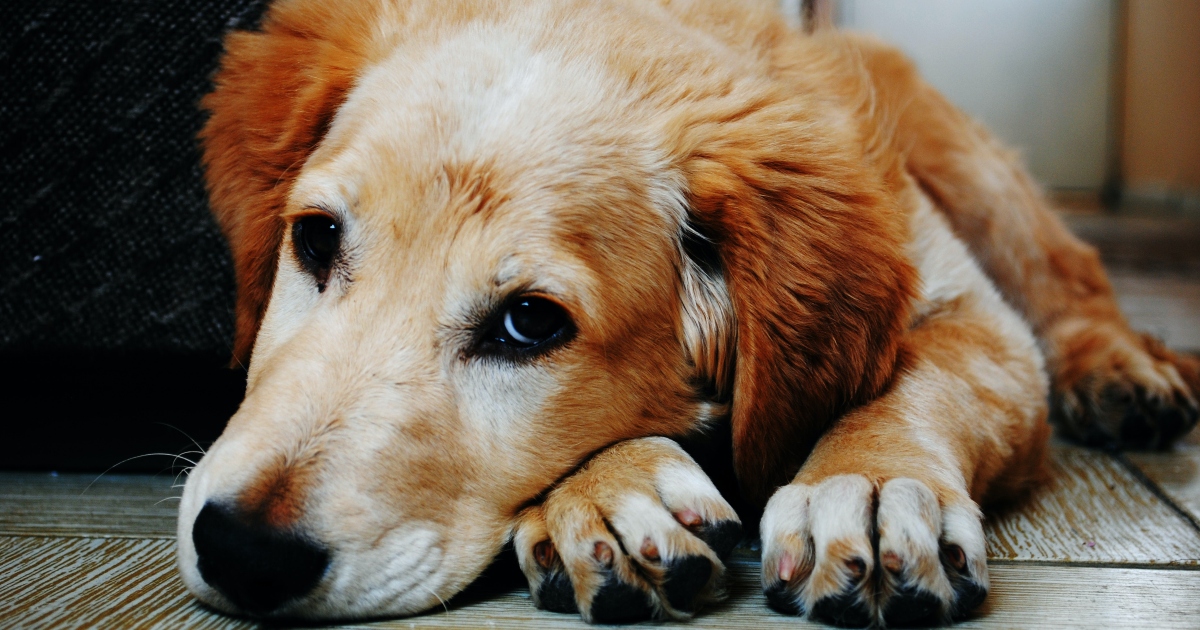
192, 502, 329, 616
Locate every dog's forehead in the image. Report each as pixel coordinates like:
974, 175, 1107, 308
306, 26, 633, 188
290, 26, 689, 293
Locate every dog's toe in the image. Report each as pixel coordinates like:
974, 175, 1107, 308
761, 477, 878, 625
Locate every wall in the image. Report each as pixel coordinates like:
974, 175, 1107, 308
1123, 0, 1200, 205
836, 0, 1116, 191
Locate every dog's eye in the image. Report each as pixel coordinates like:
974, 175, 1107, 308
486, 297, 571, 352
292, 215, 340, 285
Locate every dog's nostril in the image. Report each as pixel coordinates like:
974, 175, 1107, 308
192, 501, 329, 616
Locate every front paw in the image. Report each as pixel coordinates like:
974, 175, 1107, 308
1054, 324, 1199, 449
761, 475, 987, 627
512, 438, 741, 623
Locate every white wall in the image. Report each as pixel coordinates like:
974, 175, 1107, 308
838, 0, 1115, 190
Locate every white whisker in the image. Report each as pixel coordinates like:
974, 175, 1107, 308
172, 466, 194, 487
83, 452, 200, 495
415, 581, 449, 614
156, 423, 209, 456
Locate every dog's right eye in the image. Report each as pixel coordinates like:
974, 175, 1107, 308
477, 296, 574, 358
292, 215, 340, 289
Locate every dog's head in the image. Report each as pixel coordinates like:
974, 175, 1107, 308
178, 0, 914, 619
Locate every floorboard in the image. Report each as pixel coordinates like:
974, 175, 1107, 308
3, 535, 1199, 630
1126, 429, 1200, 526
985, 443, 1200, 564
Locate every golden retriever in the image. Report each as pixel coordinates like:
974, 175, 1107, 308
176, 0, 1200, 626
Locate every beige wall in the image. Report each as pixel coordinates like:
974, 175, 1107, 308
837, 0, 1116, 190
1123, 0, 1200, 197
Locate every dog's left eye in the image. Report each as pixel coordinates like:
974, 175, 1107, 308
292, 214, 340, 287
484, 297, 572, 353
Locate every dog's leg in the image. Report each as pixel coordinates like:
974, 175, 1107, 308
761, 199, 1050, 626
511, 436, 741, 623
888, 56, 1200, 447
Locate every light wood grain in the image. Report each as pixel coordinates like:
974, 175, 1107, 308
0, 536, 239, 629
1111, 273, 1200, 352
1126, 428, 1200, 525
3, 536, 1198, 629
0, 472, 178, 539
985, 442, 1200, 564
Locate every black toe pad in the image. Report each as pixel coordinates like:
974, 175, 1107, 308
662, 555, 712, 612
590, 573, 653, 624
812, 593, 872, 628
883, 585, 942, 627
536, 570, 578, 614
693, 520, 742, 560
951, 578, 988, 619
764, 582, 803, 616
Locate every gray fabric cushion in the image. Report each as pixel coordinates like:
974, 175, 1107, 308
1, 0, 267, 354
1, 0, 269, 470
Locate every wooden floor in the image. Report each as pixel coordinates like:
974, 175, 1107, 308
3, 211, 1199, 629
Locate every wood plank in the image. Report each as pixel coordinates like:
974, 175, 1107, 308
984, 442, 1200, 564
1126, 427, 1200, 525
0, 536, 240, 629
2, 536, 1198, 629
0, 472, 178, 539
1110, 273, 1200, 353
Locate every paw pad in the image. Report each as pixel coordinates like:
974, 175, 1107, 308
536, 569, 578, 614
662, 555, 713, 612
883, 585, 941, 627
590, 573, 654, 623
765, 581, 804, 615
690, 519, 742, 560
812, 593, 872, 628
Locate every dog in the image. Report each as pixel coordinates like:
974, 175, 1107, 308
177, 0, 1200, 626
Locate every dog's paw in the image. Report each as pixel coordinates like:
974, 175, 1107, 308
1053, 322, 1199, 449
761, 475, 987, 627
513, 437, 741, 623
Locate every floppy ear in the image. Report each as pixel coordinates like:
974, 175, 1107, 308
674, 95, 918, 506
201, 5, 365, 366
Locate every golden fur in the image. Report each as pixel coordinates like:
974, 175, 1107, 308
179, 0, 1199, 626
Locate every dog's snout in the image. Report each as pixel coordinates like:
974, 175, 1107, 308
192, 501, 329, 616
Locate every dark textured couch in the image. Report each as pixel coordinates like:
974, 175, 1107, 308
2, 1, 271, 470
